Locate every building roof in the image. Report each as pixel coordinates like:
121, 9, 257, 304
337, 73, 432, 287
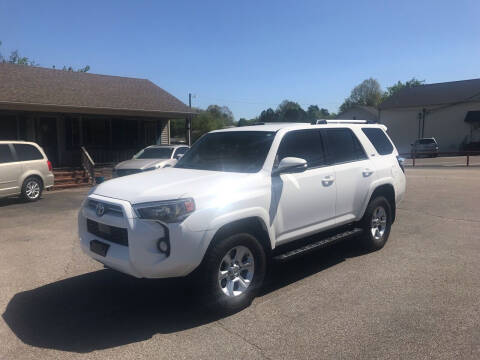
379, 78, 480, 109
0, 63, 195, 118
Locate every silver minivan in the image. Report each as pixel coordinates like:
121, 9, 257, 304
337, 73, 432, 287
0, 141, 54, 201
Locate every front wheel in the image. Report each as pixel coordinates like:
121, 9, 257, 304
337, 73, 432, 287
198, 233, 266, 314
359, 196, 392, 251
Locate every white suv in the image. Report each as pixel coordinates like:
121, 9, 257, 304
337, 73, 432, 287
78, 121, 406, 312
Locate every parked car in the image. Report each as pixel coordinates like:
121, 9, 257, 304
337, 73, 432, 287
411, 137, 439, 157
79, 121, 406, 313
112, 145, 189, 177
0, 141, 54, 201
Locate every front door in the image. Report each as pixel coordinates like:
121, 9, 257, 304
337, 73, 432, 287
272, 129, 336, 244
36, 117, 58, 166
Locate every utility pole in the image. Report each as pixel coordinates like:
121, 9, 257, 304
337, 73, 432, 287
186, 93, 192, 146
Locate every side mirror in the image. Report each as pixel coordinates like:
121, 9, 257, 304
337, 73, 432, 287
272, 157, 307, 176
175, 154, 184, 160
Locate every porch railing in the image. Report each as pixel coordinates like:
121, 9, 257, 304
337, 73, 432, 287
81, 146, 95, 183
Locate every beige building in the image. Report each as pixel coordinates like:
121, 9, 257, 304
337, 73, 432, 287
379, 79, 480, 154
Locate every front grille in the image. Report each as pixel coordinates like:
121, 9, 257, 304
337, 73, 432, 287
87, 219, 128, 246
88, 200, 123, 217
114, 169, 142, 177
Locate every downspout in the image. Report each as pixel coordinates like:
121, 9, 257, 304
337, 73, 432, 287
421, 108, 426, 137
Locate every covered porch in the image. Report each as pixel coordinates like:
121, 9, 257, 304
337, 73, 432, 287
0, 110, 174, 168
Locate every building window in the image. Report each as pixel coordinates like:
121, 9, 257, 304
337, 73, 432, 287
82, 118, 109, 148
0, 115, 17, 140
65, 116, 81, 149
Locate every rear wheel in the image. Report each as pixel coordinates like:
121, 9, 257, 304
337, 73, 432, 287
359, 196, 392, 251
21, 176, 43, 202
198, 233, 266, 313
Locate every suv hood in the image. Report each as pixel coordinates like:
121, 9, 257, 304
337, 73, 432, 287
93, 167, 253, 204
115, 158, 168, 170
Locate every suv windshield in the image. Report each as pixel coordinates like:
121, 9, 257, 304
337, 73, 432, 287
134, 147, 173, 159
175, 131, 276, 173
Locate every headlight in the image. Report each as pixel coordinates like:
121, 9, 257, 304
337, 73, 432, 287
133, 198, 195, 223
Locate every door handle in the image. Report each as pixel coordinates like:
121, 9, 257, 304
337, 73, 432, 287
362, 168, 374, 177
322, 175, 335, 186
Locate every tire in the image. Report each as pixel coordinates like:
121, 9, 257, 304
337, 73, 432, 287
197, 233, 266, 314
21, 176, 43, 202
359, 196, 392, 251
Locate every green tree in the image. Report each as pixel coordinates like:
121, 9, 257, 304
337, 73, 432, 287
276, 100, 307, 122
383, 78, 424, 100
259, 108, 278, 123
237, 118, 249, 127
339, 78, 383, 112
169, 105, 235, 142
306, 105, 330, 121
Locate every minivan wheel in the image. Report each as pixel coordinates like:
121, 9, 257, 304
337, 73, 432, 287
359, 196, 392, 251
199, 233, 266, 314
21, 177, 43, 202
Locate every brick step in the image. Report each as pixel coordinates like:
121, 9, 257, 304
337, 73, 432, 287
54, 176, 90, 184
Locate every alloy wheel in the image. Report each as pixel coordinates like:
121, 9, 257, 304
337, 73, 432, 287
218, 245, 255, 297
370, 206, 387, 240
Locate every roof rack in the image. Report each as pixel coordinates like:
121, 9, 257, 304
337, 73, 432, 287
313, 119, 369, 124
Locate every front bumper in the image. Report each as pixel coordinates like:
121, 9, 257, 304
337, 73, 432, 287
78, 194, 212, 278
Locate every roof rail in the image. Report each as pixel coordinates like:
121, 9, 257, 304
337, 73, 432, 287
314, 119, 369, 124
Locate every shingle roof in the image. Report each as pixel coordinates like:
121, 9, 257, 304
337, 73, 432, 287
0, 63, 194, 118
379, 78, 480, 109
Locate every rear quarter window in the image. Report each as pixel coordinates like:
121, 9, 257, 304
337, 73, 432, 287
13, 144, 44, 161
361, 128, 394, 155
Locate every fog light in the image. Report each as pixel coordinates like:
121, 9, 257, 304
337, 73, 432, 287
157, 239, 169, 253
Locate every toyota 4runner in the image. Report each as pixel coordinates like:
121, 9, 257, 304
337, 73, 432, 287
78, 121, 406, 312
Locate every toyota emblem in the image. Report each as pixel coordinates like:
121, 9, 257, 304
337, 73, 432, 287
96, 203, 105, 217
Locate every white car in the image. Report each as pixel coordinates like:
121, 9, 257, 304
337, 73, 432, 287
79, 121, 406, 312
112, 145, 189, 177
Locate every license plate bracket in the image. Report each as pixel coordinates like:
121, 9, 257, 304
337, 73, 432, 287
90, 240, 109, 257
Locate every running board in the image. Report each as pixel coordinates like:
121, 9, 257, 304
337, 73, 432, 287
273, 228, 363, 262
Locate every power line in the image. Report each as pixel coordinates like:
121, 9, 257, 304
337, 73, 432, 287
194, 95, 342, 107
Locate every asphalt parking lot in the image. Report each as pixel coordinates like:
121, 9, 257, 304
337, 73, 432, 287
1, 167, 479, 360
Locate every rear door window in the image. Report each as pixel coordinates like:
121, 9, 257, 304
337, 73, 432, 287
361, 128, 394, 155
13, 144, 44, 161
0, 144, 15, 163
323, 128, 367, 164
277, 129, 325, 168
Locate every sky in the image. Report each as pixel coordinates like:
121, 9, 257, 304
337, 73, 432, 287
1, 0, 480, 120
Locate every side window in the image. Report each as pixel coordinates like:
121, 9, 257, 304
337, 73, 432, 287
0, 144, 15, 163
362, 128, 394, 155
174, 147, 188, 157
324, 128, 367, 164
277, 130, 325, 168
13, 144, 44, 161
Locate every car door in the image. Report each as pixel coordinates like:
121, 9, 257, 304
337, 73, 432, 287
272, 129, 337, 243
0, 144, 22, 196
322, 128, 376, 224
